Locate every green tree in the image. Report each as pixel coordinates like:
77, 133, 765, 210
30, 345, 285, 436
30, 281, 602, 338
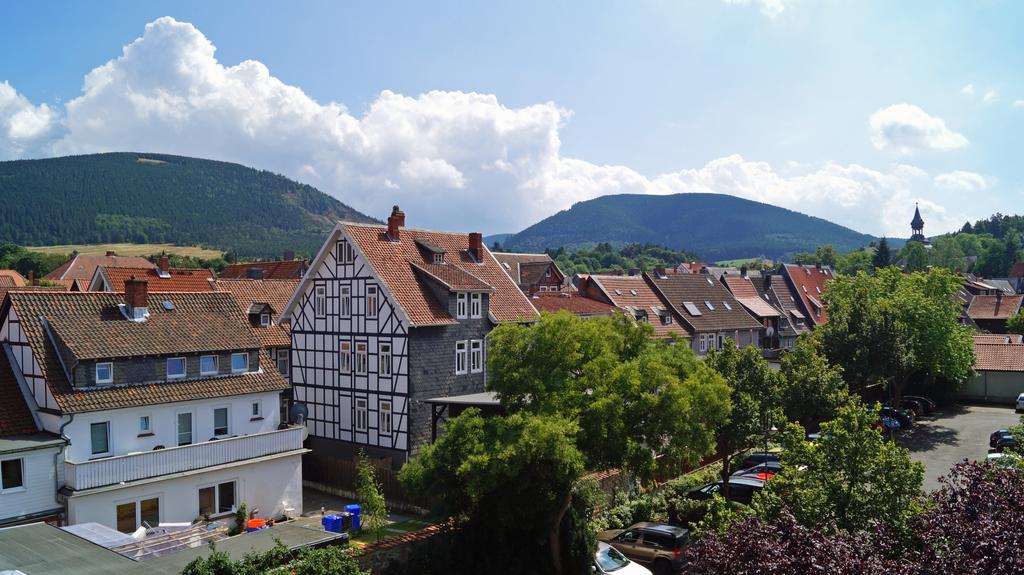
1008, 310, 1024, 337
835, 250, 873, 275
755, 401, 924, 536
779, 335, 851, 431
872, 237, 891, 269
704, 341, 782, 500
928, 236, 967, 271
356, 450, 389, 543
901, 241, 929, 272
815, 244, 838, 267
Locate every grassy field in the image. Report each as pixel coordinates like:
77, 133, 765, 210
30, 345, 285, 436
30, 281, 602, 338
715, 257, 772, 267
27, 243, 224, 259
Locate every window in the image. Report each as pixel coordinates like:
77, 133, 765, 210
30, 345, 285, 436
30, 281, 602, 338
213, 407, 229, 436
1, 459, 24, 491
116, 497, 160, 533
250, 401, 262, 419
432, 253, 444, 264
260, 313, 271, 327
276, 349, 289, 375
95, 362, 112, 384
723, 302, 732, 310
661, 314, 672, 325
138, 416, 151, 435
705, 301, 715, 311
355, 343, 368, 374
90, 422, 110, 456
166, 357, 186, 380
380, 343, 392, 377
315, 286, 326, 318
200, 355, 218, 376
340, 240, 355, 264
539, 285, 548, 292
340, 286, 351, 317
455, 341, 468, 375
718, 334, 724, 349
367, 286, 379, 318
177, 412, 193, 446
231, 353, 248, 373
698, 334, 708, 353
355, 398, 368, 432
815, 307, 821, 318
380, 401, 392, 434
470, 340, 483, 373
470, 293, 482, 318
682, 302, 703, 316
545, 268, 552, 278
339, 340, 352, 373
456, 293, 467, 318
199, 481, 236, 516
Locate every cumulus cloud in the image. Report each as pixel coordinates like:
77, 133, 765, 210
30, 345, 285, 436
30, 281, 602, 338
869, 104, 968, 153
983, 90, 997, 104
934, 170, 991, 192
721, 0, 795, 18
1014, 100, 1024, 109
961, 84, 975, 96
0, 17, 967, 237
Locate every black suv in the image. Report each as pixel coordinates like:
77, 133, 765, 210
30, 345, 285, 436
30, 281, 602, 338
686, 476, 765, 505
597, 522, 689, 575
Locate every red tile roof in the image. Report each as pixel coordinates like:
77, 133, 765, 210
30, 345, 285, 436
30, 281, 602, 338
966, 294, 1024, 320
782, 264, 833, 326
0, 270, 27, 287
973, 333, 1024, 344
344, 223, 538, 326
44, 254, 155, 281
215, 278, 300, 348
0, 350, 39, 436
409, 262, 494, 292
1009, 263, 1024, 279
721, 276, 782, 319
974, 334, 1024, 372
587, 275, 690, 339
97, 267, 217, 292
529, 292, 619, 317
220, 260, 308, 280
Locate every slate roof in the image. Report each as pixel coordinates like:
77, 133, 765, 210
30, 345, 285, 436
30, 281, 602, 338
44, 254, 155, 281
0, 349, 39, 436
782, 264, 833, 325
4, 292, 288, 414
493, 252, 564, 288
966, 294, 1024, 320
215, 279, 300, 348
95, 266, 217, 292
759, 275, 805, 337
586, 275, 690, 339
721, 276, 781, 318
220, 260, 308, 280
529, 292, 618, 317
343, 223, 539, 326
645, 272, 763, 332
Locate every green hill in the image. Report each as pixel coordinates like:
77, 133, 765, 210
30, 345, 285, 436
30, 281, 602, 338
0, 153, 376, 257
503, 193, 877, 261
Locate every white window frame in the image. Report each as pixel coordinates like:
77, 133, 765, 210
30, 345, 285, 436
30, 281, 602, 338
90, 421, 111, 457
355, 398, 368, 432
355, 342, 368, 374
276, 349, 289, 375
176, 411, 194, 446
470, 340, 483, 373
340, 285, 351, 317
432, 253, 444, 264
470, 293, 482, 318
250, 400, 263, 420
213, 406, 230, 437
95, 362, 113, 384
0, 458, 25, 492
698, 334, 707, 353
340, 240, 355, 264
198, 480, 237, 517
230, 353, 249, 374
200, 355, 219, 376
339, 340, 352, 373
138, 415, 152, 436
380, 343, 392, 377
544, 268, 552, 278
539, 285, 548, 292
379, 400, 393, 435
456, 293, 468, 319
314, 286, 326, 318
367, 286, 379, 318
260, 313, 271, 327
455, 340, 468, 375
166, 357, 186, 380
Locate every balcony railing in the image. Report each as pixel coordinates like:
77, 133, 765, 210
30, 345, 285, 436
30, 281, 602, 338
65, 425, 305, 491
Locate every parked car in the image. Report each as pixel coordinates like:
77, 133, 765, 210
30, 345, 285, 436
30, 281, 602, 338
880, 406, 913, 428
986, 452, 1021, 468
994, 435, 1018, 453
1017, 393, 1024, 412
597, 523, 688, 575
686, 477, 766, 505
903, 395, 937, 414
593, 541, 653, 575
990, 429, 1013, 448
739, 451, 780, 469
731, 461, 782, 477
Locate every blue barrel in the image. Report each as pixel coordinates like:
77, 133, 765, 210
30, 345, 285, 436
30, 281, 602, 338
321, 514, 343, 533
344, 504, 361, 530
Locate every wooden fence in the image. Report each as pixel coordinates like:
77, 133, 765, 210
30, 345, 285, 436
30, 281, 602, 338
303, 452, 411, 504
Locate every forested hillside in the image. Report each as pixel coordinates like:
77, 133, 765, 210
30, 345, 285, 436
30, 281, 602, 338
503, 193, 877, 261
0, 153, 375, 257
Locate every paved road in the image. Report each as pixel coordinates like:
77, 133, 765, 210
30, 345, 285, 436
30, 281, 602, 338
897, 404, 1021, 491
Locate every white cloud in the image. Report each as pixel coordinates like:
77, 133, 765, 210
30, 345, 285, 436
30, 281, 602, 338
0, 17, 968, 237
961, 83, 975, 96
721, 0, 795, 18
983, 90, 997, 104
1014, 100, 1024, 109
934, 170, 991, 192
869, 104, 968, 153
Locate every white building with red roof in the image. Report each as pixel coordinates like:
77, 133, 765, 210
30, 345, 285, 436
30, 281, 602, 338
282, 206, 539, 471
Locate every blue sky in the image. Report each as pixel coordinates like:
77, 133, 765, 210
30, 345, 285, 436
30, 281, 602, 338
1, 0, 1021, 236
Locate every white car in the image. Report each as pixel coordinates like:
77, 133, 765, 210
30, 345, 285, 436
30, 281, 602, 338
1016, 393, 1024, 412
986, 452, 1021, 468
594, 542, 653, 574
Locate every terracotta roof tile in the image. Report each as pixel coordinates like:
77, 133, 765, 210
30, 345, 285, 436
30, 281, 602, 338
721, 276, 782, 318
43, 254, 155, 281
215, 279, 299, 348
588, 275, 690, 339
529, 292, 619, 317
409, 262, 494, 292
220, 260, 308, 280
0, 270, 27, 287
345, 224, 538, 326
646, 273, 763, 332
974, 340, 1024, 372
0, 350, 39, 436
973, 333, 1024, 344
782, 264, 833, 325
98, 267, 216, 292
966, 294, 1024, 320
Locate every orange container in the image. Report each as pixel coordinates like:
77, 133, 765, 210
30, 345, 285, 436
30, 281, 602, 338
246, 519, 267, 531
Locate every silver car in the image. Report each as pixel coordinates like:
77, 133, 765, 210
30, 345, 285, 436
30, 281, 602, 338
594, 542, 653, 574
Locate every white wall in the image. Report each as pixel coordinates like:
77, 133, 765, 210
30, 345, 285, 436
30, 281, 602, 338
67, 452, 303, 529
0, 445, 62, 524
63, 391, 282, 462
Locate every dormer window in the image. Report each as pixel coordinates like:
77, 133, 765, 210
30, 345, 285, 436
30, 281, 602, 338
200, 355, 218, 376
433, 253, 444, 264
231, 353, 249, 374
167, 357, 186, 380
260, 313, 271, 327
661, 314, 672, 325
95, 362, 112, 385
544, 269, 551, 278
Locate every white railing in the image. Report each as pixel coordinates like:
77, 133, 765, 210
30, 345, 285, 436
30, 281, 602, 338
65, 426, 305, 491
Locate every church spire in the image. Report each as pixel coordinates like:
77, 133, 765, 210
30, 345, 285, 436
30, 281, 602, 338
911, 203, 924, 231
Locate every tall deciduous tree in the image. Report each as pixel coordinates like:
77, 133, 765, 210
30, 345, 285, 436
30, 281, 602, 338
355, 450, 389, 543
779, 335, 850, 431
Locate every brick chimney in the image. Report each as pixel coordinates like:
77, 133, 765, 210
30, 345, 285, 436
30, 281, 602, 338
740, 265, 748, 278
158, 256, 170, 272
124, 276, 149, 320
469, 232, 483, 260
27, 270, 35, 286
387, 205, 405, 241
106, 250, 117, 257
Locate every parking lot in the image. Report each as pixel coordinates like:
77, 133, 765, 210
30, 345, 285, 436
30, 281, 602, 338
897, 404, 1021, 491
